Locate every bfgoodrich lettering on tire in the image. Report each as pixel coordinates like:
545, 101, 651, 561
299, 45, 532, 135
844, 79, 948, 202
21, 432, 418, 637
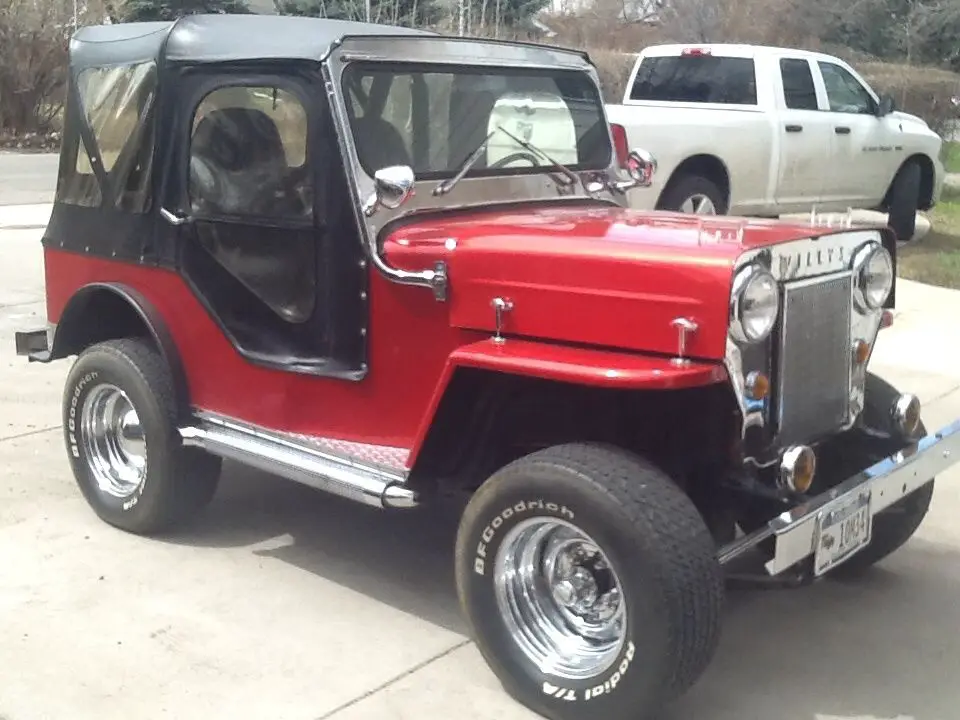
63, 338, 221, 534
454, 442, 724, 720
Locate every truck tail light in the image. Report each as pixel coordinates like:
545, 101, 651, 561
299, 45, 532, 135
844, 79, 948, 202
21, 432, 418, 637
681, 47, 712, 56
611, 123, 629, 168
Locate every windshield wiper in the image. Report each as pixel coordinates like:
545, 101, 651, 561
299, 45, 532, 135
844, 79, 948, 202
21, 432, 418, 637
432, 130, 496, 196
493, 124, 579, 188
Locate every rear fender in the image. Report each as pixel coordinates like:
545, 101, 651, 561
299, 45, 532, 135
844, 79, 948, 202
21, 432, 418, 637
406, 338, 727, 469
50, 283, 190, 418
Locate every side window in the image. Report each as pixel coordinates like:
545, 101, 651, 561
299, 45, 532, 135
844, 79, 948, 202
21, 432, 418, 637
817, 61, 875, 114
629, 55, 758, 105
58, 62, 157, 210
779, 58, 819, 110
187, 84, 316, 325
188, 85, 312, 220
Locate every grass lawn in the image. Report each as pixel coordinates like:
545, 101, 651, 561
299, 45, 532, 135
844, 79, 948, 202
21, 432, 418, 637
898, 184, 960, 289
942, 140, 960, 174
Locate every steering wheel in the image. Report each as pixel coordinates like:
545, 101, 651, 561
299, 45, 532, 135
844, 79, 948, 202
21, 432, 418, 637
489, 151, 539, 169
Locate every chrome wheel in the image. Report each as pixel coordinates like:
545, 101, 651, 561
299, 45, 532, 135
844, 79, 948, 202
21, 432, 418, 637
80, 383, 147, 499
680, 193, 717, 214
493, 518, 627, 680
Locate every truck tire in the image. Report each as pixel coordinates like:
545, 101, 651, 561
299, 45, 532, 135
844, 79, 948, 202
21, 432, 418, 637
658, 174, 727, 215
886, 160, 921, 242
828, 372, 934, 578
63, 338, 221, 535
455, 443, 724, 720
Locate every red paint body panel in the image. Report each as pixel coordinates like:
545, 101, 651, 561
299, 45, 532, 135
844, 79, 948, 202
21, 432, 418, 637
387, 206, 838, 360
406, 338, 728, 467
42, 204, 826, 465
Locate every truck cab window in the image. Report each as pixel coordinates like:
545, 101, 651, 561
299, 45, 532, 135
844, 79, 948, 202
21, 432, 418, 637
779, 58, 819, 111
817, 62, 876, 115
629, 55, 757, 106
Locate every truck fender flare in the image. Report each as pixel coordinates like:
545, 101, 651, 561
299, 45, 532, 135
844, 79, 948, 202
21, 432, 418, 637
52, 282, 191, 418
405, 338, 728, 468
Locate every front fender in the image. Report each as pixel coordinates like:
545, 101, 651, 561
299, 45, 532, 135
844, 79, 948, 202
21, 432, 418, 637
406, 338, 727, 468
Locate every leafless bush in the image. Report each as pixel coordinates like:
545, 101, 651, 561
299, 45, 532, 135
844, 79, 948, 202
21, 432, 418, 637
860, 62, 960, 137
0, 0, 74, 141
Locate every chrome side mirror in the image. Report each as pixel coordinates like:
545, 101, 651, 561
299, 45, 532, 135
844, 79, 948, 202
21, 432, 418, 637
613, 148, 657, 192
625, 148, 656, 186
363, 165, 415, 216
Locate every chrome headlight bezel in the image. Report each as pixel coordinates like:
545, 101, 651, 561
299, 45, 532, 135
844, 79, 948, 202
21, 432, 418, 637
851, 241, 893, 312
730, 263, 779, 344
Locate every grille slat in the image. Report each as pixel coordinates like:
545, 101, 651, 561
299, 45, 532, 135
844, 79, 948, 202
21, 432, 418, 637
776, 274, 852, 445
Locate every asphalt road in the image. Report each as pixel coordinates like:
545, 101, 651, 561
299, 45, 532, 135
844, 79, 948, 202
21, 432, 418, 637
0, 152, 59, 206
2, 156, 960, 720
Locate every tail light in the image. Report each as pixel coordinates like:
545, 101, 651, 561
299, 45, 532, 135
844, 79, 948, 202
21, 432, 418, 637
681, 47, 712, 56
611, 123, 629, 168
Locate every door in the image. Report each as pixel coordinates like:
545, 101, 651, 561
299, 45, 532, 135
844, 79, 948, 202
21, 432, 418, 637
167, 72, 364, 377
773, 56, 833, 210
815, 59, 903, 206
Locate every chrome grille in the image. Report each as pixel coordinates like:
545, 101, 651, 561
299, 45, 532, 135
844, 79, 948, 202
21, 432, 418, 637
777, 273, 852, 445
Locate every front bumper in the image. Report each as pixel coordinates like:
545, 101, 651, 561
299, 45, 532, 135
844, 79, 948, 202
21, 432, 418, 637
718, 418, 960, 575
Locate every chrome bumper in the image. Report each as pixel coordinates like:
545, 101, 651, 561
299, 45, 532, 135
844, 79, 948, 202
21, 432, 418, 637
718, 418, 960, 575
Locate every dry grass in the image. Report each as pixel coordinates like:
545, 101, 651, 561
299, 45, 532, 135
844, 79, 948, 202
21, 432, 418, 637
899, 187, 960, 290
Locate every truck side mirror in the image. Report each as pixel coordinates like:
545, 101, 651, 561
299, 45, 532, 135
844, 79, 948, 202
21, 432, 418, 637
363, 165, 415, 216
877, 94, 896, 117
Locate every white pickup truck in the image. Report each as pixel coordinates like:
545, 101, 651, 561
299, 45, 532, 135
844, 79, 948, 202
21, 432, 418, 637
604, 43, 945, 241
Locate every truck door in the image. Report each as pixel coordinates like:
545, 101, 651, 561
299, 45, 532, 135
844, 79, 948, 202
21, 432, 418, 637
814, 59, 902, 206
773, 56, 833, 211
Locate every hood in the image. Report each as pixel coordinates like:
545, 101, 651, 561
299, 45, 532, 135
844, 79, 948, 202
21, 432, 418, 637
383, 205, 842, 361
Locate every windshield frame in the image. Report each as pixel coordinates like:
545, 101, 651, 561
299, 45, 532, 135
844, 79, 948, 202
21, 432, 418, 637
339, 59, 613, 183
322, 35, 626, 244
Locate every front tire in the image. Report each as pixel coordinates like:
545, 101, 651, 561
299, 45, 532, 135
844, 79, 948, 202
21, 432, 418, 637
63, 338, 221, 534
886, 160, 921, 242
455, 443, 724, 720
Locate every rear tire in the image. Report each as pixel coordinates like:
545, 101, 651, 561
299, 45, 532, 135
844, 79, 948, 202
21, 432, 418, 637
63, 338, 221, 535
658, 174, 727, 215
455, 443, 724, 720
886, 160, 921, 243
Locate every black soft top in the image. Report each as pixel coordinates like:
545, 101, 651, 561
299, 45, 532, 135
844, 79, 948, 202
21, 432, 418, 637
68, 14, 435, 70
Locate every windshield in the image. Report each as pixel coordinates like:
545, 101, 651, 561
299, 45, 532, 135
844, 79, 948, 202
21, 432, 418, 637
341, 62, 612, 181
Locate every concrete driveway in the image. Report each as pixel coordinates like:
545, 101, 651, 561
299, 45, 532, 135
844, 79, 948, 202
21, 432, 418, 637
2, 229, 960, 717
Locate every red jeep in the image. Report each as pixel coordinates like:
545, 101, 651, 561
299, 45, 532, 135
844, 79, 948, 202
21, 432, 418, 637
15, 14, 960, 720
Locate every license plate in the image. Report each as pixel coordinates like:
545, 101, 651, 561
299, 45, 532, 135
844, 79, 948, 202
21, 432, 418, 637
813, 490, 873, 576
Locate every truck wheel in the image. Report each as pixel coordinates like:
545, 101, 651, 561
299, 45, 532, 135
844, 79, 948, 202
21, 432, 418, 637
828, 372, 933, 578
658, 174, 727, 215
455, 443, 724, 720
63, 338, 221, 535
886, 160, 921, 242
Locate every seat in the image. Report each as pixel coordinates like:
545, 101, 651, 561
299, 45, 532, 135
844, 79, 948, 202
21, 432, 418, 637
190, 106, 302, 217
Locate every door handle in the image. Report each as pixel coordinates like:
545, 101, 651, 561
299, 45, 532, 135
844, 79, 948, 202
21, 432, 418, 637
835, 126, 851, 135
785, 124, 803, 133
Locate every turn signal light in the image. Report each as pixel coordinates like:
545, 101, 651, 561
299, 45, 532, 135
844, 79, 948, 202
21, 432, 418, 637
744, 371, 770, 400
779, 445, 816, 494
853, 339, 871, 366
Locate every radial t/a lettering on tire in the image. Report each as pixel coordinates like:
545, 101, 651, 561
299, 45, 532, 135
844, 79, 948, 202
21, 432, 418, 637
63, 337, 222, 535
455, 442, 725, 720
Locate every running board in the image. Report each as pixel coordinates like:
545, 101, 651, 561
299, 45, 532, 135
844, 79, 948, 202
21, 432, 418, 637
178, 414, 418, 509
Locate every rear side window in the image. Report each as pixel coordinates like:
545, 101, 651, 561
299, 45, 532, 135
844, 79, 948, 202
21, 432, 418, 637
779, 58, 819, 110
629, 55, 757, 105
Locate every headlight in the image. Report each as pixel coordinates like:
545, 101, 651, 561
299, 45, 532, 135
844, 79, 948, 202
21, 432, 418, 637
730, 265, 779, 343
853, 243, 893, 311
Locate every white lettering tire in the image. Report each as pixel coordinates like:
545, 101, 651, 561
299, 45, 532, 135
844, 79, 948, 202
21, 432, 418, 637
455, 443, 724, 720
63, 338, 221, 534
